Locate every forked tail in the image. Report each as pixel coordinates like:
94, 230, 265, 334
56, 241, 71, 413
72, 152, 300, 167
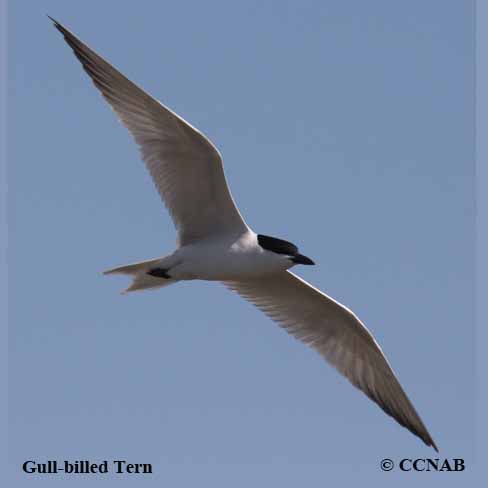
103, 257, 179, 294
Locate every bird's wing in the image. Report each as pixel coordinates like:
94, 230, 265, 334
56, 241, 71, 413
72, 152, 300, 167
50, 18, 249, 246
224, 271, 438, 451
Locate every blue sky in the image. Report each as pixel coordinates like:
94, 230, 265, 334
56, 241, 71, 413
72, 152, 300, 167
7, 0, 477, 486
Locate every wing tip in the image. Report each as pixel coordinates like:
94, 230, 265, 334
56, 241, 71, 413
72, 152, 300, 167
411, 424, 438, 452
48, 15, 71, 38
47, 15, 61, 29
427, 437, 439, 453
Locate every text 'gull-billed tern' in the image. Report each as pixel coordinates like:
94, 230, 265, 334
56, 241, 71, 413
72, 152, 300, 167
50, 17, 438, 451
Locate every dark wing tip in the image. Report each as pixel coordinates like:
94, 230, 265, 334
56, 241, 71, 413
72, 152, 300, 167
47, 15, 61, 28
430, 439, 439, 452
47, 16, 72, 39
414, 419, 438, 452
412, 423, 438, 452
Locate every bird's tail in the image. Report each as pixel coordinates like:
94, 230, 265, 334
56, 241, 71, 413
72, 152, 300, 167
103, 257, 179, 294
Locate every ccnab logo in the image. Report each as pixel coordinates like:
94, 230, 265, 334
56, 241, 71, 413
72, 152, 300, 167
399, 459, 465, 472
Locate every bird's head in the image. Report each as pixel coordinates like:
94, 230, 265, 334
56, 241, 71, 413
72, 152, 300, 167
257, 234, 315, 266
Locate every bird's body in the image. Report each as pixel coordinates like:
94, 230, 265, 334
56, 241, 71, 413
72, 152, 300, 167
50, 17, 438, 451
138, 231, 295, 282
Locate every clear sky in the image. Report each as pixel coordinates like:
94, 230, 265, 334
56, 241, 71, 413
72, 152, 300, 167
8, 0, 476, 486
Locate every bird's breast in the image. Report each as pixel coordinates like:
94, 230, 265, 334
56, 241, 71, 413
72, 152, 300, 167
172, 238, 292, 281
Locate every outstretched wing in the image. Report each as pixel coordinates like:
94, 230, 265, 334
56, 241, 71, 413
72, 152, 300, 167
224, 271, 438, 451
50, 18, 249, 246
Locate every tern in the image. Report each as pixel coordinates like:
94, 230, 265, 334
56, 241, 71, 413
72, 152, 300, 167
50, 17, 438, 451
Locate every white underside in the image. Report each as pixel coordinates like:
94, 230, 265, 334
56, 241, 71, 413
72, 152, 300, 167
103, 230, 294, 293
155, 231, 293, 281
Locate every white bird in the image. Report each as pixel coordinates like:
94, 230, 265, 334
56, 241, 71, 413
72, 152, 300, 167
50, 17, 438, 451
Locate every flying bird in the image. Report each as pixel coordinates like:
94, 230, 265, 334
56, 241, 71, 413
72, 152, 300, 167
50, 17, 438, 451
